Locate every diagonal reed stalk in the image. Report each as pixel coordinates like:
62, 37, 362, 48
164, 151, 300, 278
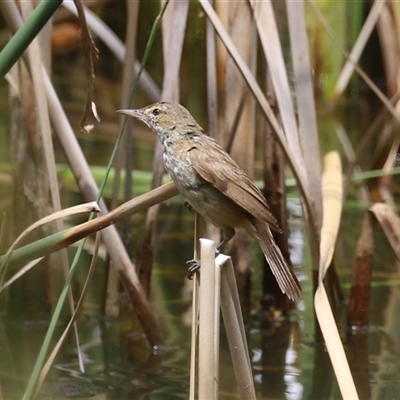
0, 182, 179, 270
0, 0, 62, 78
308, 0, 400, 126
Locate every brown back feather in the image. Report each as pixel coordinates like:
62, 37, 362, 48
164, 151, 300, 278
188, 137, 281, 232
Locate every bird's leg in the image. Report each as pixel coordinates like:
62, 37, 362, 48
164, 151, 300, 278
186, 227, 236, 279
216, 227, 235, 251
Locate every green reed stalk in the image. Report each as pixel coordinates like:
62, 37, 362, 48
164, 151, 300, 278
0, 0, 62, 79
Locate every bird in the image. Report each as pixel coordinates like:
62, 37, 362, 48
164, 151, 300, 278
117, 102, 301, 301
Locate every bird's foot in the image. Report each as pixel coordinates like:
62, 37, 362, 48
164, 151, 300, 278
186, 259, 200, 280
184, 201, 193, 212
186, 246, 220, 279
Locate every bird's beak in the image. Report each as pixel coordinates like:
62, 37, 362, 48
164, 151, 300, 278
116, 109, 144, 119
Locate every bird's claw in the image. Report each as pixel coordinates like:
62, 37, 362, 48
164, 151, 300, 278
186, 259, 200, 280
184, 201, 193, 212
186, 245, 221, 279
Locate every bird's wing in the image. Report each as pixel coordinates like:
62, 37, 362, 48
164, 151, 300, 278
188, 140, 281, 232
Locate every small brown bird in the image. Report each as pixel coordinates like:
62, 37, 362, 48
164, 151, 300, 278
117, 102, 301, 300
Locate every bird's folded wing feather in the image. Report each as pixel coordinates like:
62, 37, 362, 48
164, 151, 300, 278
188, 142, 281, 232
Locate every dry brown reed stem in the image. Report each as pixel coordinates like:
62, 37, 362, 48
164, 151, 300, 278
286, 0, 322, 230
112, 0, 140, 213
135, 0, 189, 296
63, 182, 179, 248
348, 211, 373, 329
215, 0, 255, 315
263, 117, 291, 309
376, 3, 400, 97
73, 0, 99, 133
62, 2, 161, 102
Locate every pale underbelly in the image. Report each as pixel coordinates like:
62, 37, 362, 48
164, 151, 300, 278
179, 179, 248, 230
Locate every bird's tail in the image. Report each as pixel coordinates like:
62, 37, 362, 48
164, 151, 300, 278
253, 220, 301, 301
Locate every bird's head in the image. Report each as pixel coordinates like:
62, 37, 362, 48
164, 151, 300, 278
117, 102, 203, 138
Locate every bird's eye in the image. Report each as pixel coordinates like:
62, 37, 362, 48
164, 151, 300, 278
152, 108, 161, 116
